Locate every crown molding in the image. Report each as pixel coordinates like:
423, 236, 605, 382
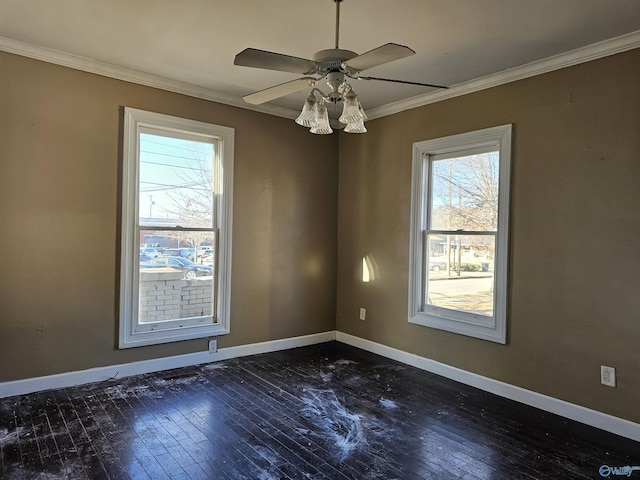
1, 30, 639, 122
366, 30, 640, 120
0, 35, 300, 121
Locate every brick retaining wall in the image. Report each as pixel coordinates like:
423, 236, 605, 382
139, 269, 213, 322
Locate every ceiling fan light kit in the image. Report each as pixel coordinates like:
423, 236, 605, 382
234, 0, 447, 134
295, 80, 367, 135
293, 83, 367, 134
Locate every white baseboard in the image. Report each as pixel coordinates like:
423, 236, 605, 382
3, 329, 638, 443
336, 332, 640, 443
0, 331, 336, 398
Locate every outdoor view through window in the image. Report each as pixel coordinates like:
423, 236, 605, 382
426, 148, 498, 317
138, 130, 217, 324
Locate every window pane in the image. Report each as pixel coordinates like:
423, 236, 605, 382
139, 132, 214, 228
426, 234, 495, 317
430, 151, 499, 231
139, 229, 216, 324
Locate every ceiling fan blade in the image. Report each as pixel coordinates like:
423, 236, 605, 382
242, 77, 318, 105
234, 48, 317, 74
342, 43, 415, 71
357, 76, 448, 89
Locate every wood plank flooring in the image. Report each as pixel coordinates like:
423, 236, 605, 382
1, 341, 638, 479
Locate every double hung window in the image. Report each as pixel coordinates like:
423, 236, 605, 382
408, 125, 512, 343
119, 108, 234, 348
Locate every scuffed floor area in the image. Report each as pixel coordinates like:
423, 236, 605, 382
1, 342, 638, 479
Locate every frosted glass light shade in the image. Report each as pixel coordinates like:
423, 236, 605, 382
310, 103, 333, 135
344, 120, 367, 133
338, 90, 363, 124
295, 95, 319, 128
344, 103, 367, 133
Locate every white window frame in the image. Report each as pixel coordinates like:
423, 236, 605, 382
119, 108, 234, 348
408, 125, 512, 343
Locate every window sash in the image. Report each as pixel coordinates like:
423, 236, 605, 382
421, 230, 497, 326
136, 226, 218, 330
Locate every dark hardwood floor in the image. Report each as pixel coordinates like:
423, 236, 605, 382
1, 341, 638, 479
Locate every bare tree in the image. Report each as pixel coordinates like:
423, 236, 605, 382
432, 153, 498, 231
431, 152, 499, 274
172, 150, 214, 259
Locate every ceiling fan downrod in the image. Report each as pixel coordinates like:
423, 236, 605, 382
334, 0, 343, 49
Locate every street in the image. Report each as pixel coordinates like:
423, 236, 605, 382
427, 274, 494, 315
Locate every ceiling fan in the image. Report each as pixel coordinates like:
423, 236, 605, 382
234, 0, 447, 105
234, 0, 447, 133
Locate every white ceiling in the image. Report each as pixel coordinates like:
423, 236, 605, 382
1, 0, 639, 121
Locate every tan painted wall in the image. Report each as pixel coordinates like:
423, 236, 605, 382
0, 52, 338, 381
2, 46, 639, 424
336, 48, 640, 423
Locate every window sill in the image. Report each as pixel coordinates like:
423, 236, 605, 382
409, 311, 506, 344
119, 323, 230, 349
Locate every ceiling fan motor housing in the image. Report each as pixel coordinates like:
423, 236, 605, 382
312, 49, 358, 74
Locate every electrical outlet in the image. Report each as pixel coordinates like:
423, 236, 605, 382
601, 365, 616, 387
359, 308, 366, 321
209, 339, 218, 354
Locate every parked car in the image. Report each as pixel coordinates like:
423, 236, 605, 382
145, 256, 212, 279
428, 257, 447, 272
141, 247, 161, 258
